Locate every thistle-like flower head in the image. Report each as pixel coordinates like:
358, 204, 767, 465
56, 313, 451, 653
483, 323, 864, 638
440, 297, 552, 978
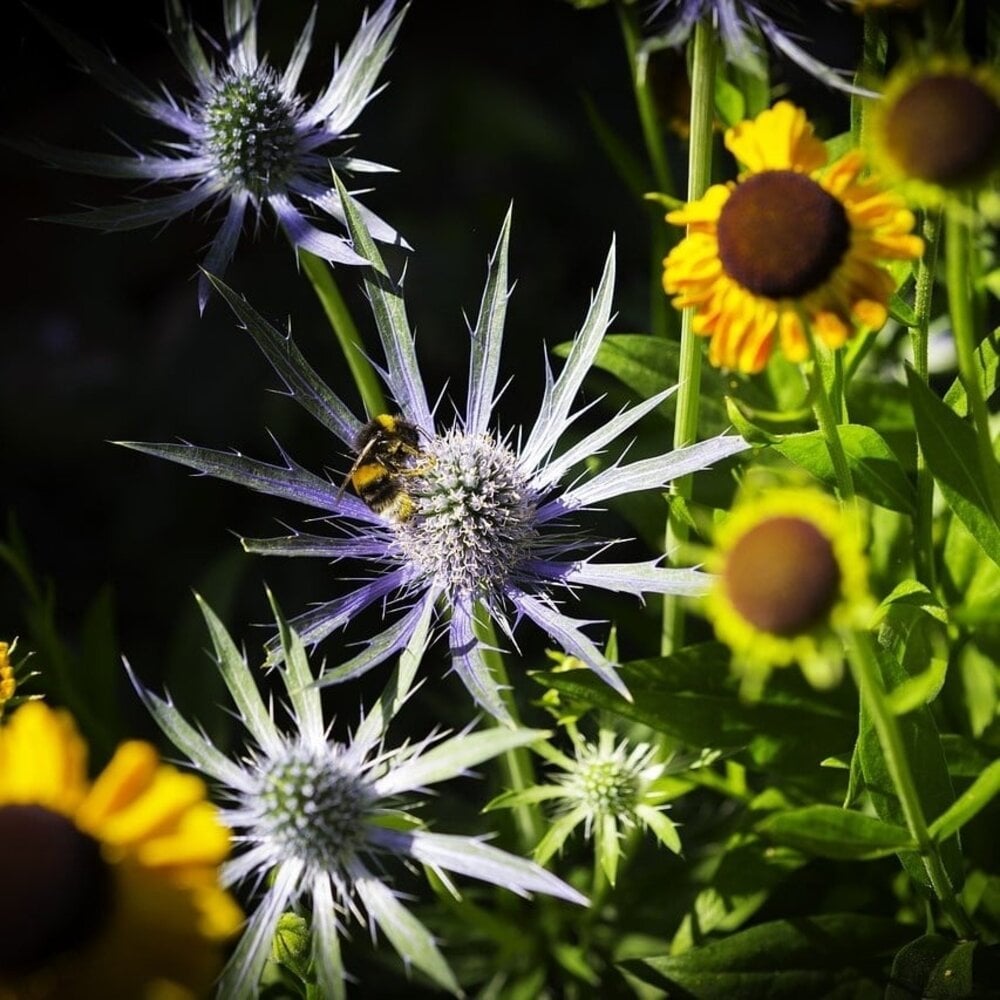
122, 186, 748, 722
645, 0, 870, 95
490, 728, 692, 887
128, 596, 585, 998
22, 0, 407, 310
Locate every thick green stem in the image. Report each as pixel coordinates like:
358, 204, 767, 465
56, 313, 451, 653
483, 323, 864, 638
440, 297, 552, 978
300, 251, 387, 418
804, 324, 855, 503
945, 207, 1000, 517
618, 1, 676, 340
661, 18, 715, 655
846, 630, 975, 937
476, 612, 544, 852
909, 209, 942, 589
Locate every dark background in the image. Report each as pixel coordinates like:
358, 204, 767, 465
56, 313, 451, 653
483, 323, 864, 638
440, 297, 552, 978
0, 0, 865, 742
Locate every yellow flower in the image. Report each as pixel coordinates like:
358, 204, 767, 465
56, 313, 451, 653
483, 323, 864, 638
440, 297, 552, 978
0, 643, 15, 707
705, 487, 871, 696
0, 702, 242, 1000
663, 101, 923, 373
869, 56, 1000, 206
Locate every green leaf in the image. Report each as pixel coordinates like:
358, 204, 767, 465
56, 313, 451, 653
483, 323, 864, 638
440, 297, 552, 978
533, 643, 854, 772
887, 292, 919, 327
553, 333, 730, 432
886, 936, 993, 999
714, 70, 746, 128
756, 805, 914, 860
955, 642, 1000, 739
884, 657, 948, 715
907, 367, 1000, 569
943, 331, 1000, 419
623, 914, 911, 998
941, 734, 995, 778
856, 642, 964, 890
670, 836, 806, 953
929, 760, 1000, 842
774, 425, 916, 514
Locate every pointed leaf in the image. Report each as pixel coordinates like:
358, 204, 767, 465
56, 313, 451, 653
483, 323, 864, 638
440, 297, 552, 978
376, 728, 550, 797
775, 425, 916, 515
907, 367, 1000, 569
756, 805, 914, 860
206, 273, 363, 446
623, 914, 912, 998
929, 759, 1000, 842
466, 207, 512, 436
195, 593, 281, 754
355, 875, 460, 994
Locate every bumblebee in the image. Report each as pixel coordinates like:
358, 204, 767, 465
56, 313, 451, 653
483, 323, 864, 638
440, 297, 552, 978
340, 414, 424, 521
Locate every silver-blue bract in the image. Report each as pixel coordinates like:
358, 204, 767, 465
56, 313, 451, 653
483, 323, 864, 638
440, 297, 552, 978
122, 186, 749, 722
644, 0, 865, 94
128, 596, 586, 998
23, 0, 406, 310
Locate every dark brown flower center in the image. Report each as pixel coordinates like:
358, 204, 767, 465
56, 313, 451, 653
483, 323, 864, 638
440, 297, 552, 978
884, 73, 1000, 186
717, 171, 851, 299
723, 516, 841, 637
0, 804, 113, 975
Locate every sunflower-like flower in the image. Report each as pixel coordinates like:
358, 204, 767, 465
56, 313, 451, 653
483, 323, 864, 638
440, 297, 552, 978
0, 701, 241, 998
663, 101, 924, 373
490, 729, 685, 887
21, 0, 406, 310
129, 596, 586, 998
122, 191, 748, 722
704, 486, 871, 696
869, 56, 1000, 206
644, 1, 863, 94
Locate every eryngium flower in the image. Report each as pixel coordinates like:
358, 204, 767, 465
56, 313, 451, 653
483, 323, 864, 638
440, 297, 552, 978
490, 731, 684, 887
122, 187, 748, 722
21, 0, 406, 310
644, 1, 866, 95
129, 597, 586, 997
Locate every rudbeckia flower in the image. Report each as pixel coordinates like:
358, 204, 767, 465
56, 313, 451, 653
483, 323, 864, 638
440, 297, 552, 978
20, 0, 406, 310
129, 597, 586, 998
704, 486, 871, 695
869, 56, 1000, 206
0, 701, 241, 998
663, 101, 924, 373
122, 191, 748, 722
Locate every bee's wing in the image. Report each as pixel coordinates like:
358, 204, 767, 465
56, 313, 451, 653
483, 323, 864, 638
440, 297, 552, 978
336, 437, 380, 501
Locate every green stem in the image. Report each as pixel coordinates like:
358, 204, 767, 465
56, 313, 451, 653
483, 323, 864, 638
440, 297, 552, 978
300, 251, 387, 417
617, 1, 676, 340
945, 207, 1000, 517
804, 323, 855, 503
846, 630, 975, 937
661, 18, 716, 656
909, 209, 942, 590
476, 612, 544, 852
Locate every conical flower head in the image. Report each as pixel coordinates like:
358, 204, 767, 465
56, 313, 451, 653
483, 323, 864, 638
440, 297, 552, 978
123, 184, 748, 722
20, 0, 407, 310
